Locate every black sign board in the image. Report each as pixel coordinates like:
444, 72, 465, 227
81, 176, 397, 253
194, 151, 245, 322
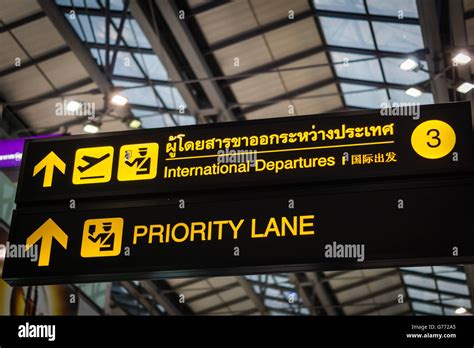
15, 102, 473, 203
4, 174, 474, 286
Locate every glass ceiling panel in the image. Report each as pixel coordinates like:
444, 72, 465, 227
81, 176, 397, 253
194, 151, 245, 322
381, 57, 429, 85
401, 266, 432, 273
91, 49, 145, 78
441, 298, 471, 309
163, 114, 195, 127
388, 89, 434, 105
155, 86, 187, 109
56, 0, 101, 8
330, 51, 383, 82
319, 17, 375, 49
402, 274, 436, 290
406, 288, 440, 301
58, 0, 191, 121
437, 280, 469, 296
366, 0, 418, 18
112, 18, 152, 48
340, 83, 388, 108
313, 0, 366, 14
372, 22, 424, 52
134, 53, 169, 80
411, 301, 443, 315
113, 80, 163, 107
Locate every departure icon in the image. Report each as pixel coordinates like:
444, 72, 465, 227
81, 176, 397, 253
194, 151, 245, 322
117, 143, 158, 181
80, 218, 123, 258
72, 146, 114, 184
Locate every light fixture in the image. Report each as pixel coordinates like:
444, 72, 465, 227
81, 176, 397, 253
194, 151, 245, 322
455, 307, 467, 315
400, 58, 419, 71
128, 118, 142, 129
110, 93, 128, 106
405, 87, 422, 97
456, 81, 474, 94
452, 52, 471, 65
66, 100, 81, 112
83, 120, 101, 134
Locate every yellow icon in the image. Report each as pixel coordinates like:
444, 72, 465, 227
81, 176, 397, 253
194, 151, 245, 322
411, 120, 456, 159
117, 143, 159, 181
33, 151, 66, 188
26, 218, 68, 267
72, 146, 114, 185
80, 218, 123, 258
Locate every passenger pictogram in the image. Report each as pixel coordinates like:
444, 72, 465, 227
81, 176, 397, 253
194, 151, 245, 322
80, 217, 123, 258
117, 143, 158, 181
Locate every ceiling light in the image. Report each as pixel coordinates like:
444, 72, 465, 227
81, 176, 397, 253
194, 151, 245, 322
400, 58, 419, 71
66, 100, 81, 112
110, 94, 128, 106
405, 87, 422, 97
455, 307, 467, 315
452, 52, 471, 65
83, 121, 101, 134
128, 118, 142, 129
456, 81, 474, 94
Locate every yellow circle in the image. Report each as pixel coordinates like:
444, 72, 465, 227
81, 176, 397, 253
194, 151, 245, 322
411, 120, 456, 159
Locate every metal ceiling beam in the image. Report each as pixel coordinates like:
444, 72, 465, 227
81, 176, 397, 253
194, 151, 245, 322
128, 103, 188, 115
120, 281, 160, 315
206, 10, 313, 53
238, 77, 334, 114
353, 300, 400, 316
112, 74, 169, 86
313, 9, 419, 25
87, 42, 154, 55
56, 6, 132, 18
327, 45, 428, 59
337, 77, 427, 90
288, 273, 318, 315
306, 272, 340, 315
236, 276, 269, 315
140, 280, 183, 315
0, 46, 70, 78
37, 0, 114, 94
330, 269, 399, 294
340, 283, 404, 307
223, 45, 326, 86
198, 295, 249, 315
155, 0, 236, 122
129, 1, 204, 122
416, 0, 450, 102
0, 11, 45, 33
187, 0, 232, 17
12, 77, 94, 110
186, 282, 240, 303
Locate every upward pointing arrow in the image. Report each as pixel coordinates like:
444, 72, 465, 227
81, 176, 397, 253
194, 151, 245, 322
26, 218, 68, 267
33, 151, 66, 187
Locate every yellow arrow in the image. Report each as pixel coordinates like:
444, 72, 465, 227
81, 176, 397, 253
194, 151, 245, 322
25, 218, 68, 267
33, 151, 66, 188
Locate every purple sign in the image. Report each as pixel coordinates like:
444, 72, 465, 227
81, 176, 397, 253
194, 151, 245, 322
0, 135, 60, 168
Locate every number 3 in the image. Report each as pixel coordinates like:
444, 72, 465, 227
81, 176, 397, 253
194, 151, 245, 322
426, 129, 441, 148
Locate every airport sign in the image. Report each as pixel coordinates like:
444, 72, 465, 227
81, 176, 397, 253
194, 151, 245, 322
4, 174, 474, 285
15, 102, 473, 203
